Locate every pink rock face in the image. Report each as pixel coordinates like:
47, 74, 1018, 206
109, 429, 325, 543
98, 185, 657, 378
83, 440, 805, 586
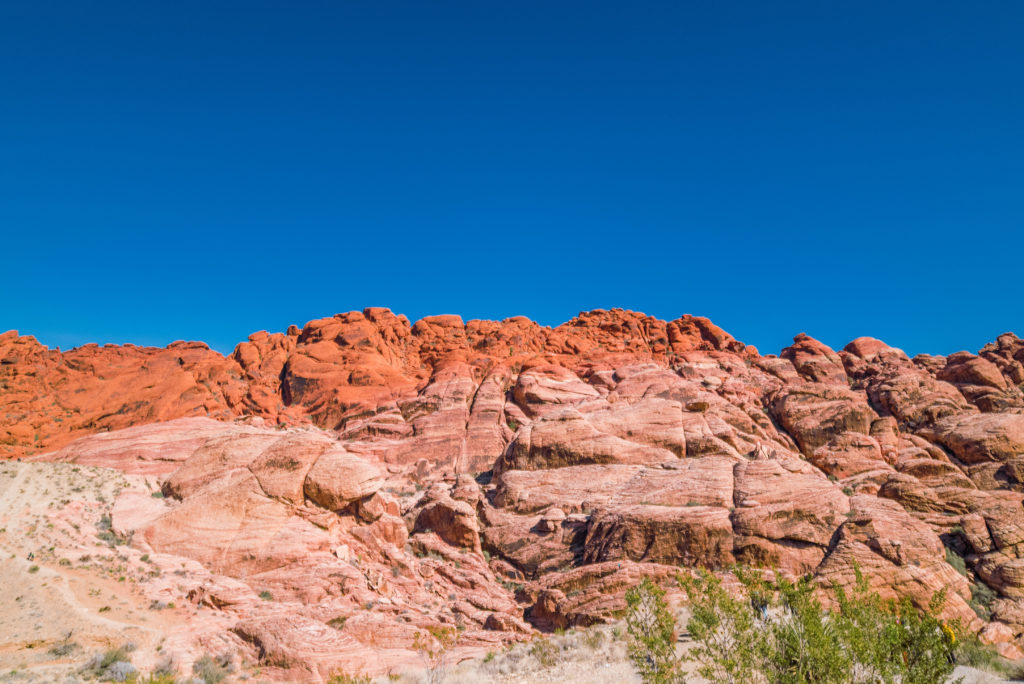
584, 504, 735, 567
12, 310, 1024, 672
816, 496, 977, 627
303, 448, 385, 510
732, 456, 850, 548
770, 383, 876, 455
414, 495, 482, 552
39, 417, 261, 477
233, 614, 379, 679
781, 333, 848, 385
501, 407, 680, 470
811, 432, 891, 480
111, 490, 171, 537
921, 412, 1024, 464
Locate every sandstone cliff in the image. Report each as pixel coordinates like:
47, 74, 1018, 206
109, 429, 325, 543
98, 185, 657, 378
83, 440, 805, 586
3, 309, 1024, 678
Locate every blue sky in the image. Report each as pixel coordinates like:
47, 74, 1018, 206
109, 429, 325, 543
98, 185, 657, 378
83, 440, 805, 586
1, 1, 1021, 356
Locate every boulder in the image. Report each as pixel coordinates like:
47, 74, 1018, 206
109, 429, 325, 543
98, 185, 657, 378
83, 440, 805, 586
303, 448, 384, 510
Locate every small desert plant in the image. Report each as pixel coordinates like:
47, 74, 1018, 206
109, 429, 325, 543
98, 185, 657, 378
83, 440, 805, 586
103, 661, 138, 682
192, 653, 231, 684
412, 625, 458, 684
529, 636, 559, 668
945, 546, 968, 577
955, 634, 1012, 676
137, 657, 178, 683
624, 577, 683, 683
48, 632, 79, 657
81, 644, 135, 681
970, 581, 997, 620
137, 674, 177, 684
327, 673, 372, 684
258, 590, 273, 601
582, 625, 606, 650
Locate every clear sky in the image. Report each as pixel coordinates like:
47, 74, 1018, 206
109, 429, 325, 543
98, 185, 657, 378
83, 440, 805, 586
1, 2, 1021, 357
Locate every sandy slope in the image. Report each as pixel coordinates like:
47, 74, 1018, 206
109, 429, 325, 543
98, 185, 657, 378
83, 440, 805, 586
0, 461, 240, 682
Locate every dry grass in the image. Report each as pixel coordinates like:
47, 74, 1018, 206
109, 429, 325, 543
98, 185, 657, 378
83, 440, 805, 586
424, 624, 641, 684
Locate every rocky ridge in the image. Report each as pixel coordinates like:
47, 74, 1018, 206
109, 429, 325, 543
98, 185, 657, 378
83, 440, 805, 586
3, 309, 1024, 679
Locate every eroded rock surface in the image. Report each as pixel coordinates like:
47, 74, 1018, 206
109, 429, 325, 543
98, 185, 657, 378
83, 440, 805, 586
5, 312, 1024, 677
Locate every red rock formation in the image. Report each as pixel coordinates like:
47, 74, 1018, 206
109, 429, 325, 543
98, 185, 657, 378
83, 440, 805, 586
7, 310, 1024, 675
1, 309, 751, 460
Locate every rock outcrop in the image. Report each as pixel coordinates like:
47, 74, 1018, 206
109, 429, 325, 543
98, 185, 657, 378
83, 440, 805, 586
6, 311, 1024, 677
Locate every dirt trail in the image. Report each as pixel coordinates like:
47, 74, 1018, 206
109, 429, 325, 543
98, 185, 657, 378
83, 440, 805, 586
0, 461, 225, 682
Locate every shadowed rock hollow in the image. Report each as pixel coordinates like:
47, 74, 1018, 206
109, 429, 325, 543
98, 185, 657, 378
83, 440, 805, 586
3, 309, 1024, 679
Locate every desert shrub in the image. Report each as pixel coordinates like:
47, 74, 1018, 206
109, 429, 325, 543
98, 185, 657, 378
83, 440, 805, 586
679, 570, 760, 684
413, 625, 458, 684
192, 653, 231, 684
945, 547, 968, 577
136, 674, 177, 684
582, 626, 606, 650
49, 632, 79, 657
529, 636, 559, 667
136, 657, 178, 683
103, 661, 138, 682
832, 569, 958, 684
969, 581, 997, 620
955, 633, 1010, 675
327, 673, 372, 684
81, 645, 135, 681
678, 565, 961, 684
624, 577, 683, 683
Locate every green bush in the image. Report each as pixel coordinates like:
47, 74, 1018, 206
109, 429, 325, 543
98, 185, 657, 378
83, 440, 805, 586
831, 569, 958, 684
624, 578, 684, 683
945, 547, 968, 577
671, 565, 962, 684
969, 581, 997, 621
